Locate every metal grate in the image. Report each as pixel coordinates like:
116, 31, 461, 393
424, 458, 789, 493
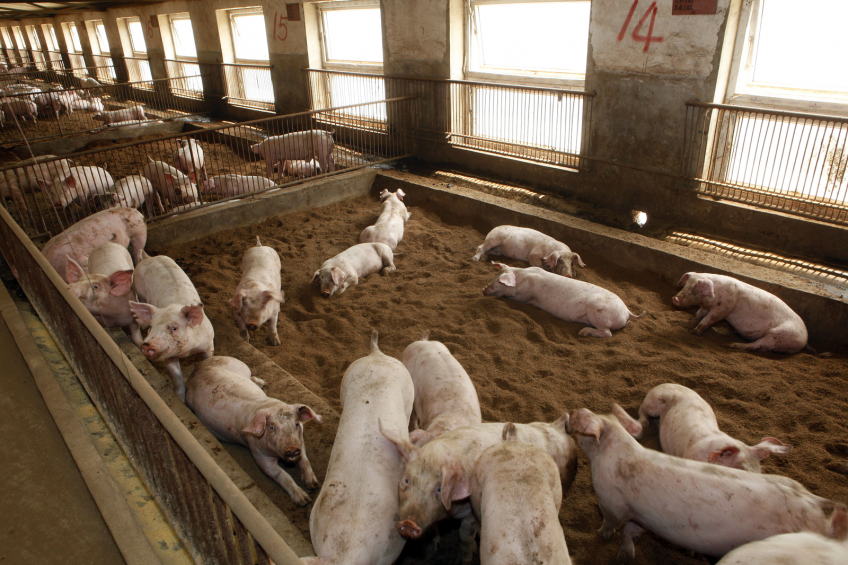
164, 59, 204, 100
221, 63, 275, 112
123, 57, 153, 90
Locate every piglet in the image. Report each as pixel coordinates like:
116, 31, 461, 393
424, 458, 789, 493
638, 383, 791, 472
185, 356, 321, 506
173, 139, 206, 183
310, 242, 396, 297
567, 405, 848, 561
200, 175, 275, 197
66, 242, 142, 345
130, 255, 214, 401
282, 158, 321, 178
473, 225, 586, 277
107, 174, 162, 217
717, 530, 848, 565
140, 156, 199, 206
250, 130, 335, 178
304, 331, 413, 565
359, 189, 411, 251
673, 272, 809, 353
92, 105, 146, 125
470, 424, 573, 565
483, 263, 643, 337
229, 237, 285, 346
403, 330, 482, 446
39, 165, 114, 215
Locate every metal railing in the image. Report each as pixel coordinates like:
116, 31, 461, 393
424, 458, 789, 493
91, 55, 117, 83
47, 51, 65, 70
164, 59, 204, 100
683, 102, 848, 225
123, 56, 153, 89
221, 62, 274, 112
67, 53, 86, 77
304, 68, 595, 170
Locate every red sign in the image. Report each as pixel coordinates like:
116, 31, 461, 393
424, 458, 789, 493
672, 0, 718, 15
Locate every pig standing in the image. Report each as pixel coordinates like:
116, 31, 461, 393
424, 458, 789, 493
304, 331, 414, 565
140, 156, 199, 207
229, 237, 285, 346
185, 356, 321, 505
638, 383, 792, 472
66, 242, 142, 345
1, 99, 37, 122
41, 207, 147, 280
310, 242, 395, 297
717, 531, 848, 565
359, 189, 411, 251
567, 405, 848, 561
107, 175, 162, 217
130, 255, 214, 401
483, 263, 643, 337
473, 225, 586, 278
403, 330, 482, 446
3, 155, 73, 195
92, 105, 146, 125
672, 272, 809, 353
40, 165, 114, 214
172, 138, 206, 183
381, 416, 579, 565
250, 129, 335, 179
470, 424, 572, 565
281, 158, 321, 178
200, 175, 275, 197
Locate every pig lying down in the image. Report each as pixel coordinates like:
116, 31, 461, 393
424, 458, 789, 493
304, 331, 414, 565
473, 225, 586, 277
359, 189, 411, 251
483, 263, 643, 337
310, 242, 396, 297
200, 175, 275, 197
673, 272, 809, 353
403, 330, 482, 446
638, 383, 791, 472
130, 255, 214, 401
186, 356, 321, 506
567, 405, 847, 562
717, 530, 848, 565
229, 237, 285, 346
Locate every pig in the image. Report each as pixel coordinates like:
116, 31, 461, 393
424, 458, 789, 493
403, 330, 482, 446
2, 155, 73, 194
37, 90, 78, 117
303, 331, 414, 565
66, 242, 142, 345
473, 225, 586, 278
483, 263, 643, 337
229, 237, 285, 346
172, 138, 206, 183
200, 175, 275, 197
92, 105, 146, 125
106, 175, 162, 217
281, 158, 321, 178
381, 417, 579, 565
250, 129, 335, 179
70, 97, 104, 112
470, 424, 573, 565
0, 178, 27, 213
566, 405, 848, 561
140, 156, 199, 207
310, 242, 396, 297
39, 165, 114, 215
130, 255, 215, 401
185, 356, 321, 506
41, 207, 147, 280
672, 272, 809, 353
1, 99, 37, 122
717, 531, 848, 565
359, 188, 411, 251
79, 77, 103, 97
638, 383, 792, 472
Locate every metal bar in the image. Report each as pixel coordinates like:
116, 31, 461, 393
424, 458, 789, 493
686, 100, 848, 125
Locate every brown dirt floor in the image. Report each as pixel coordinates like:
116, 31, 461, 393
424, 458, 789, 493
156, 193, 848, 565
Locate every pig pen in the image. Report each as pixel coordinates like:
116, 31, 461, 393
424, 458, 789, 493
140, 171, 848, 565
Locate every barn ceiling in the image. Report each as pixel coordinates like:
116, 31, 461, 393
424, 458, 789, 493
0, 2, 166, 20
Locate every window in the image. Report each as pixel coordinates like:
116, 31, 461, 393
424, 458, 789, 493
164, 13, 203, 98
1, 28, 14, 61
230, 8, 269, 62
86, 20, 115, 81
169, 13, 197, 60
42, 24, 63, 69
66, 22, 82, 53
25, 25, 45, 66
11, 26, 26, 52
126, 19, 147, 55
91, 21, 109, 54
119, 17, 152, 85
319, 1, 383, 69
63, 22, 86, 74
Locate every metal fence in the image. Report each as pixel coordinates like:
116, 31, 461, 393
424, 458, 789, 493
68, 53, 86, 77
304, 68, 595, 170
123, 56, 153, 87
91, 54, 117, 83
164, 59, 204, 100
222, 63, 274, 112
683, 102, 848, 225
47, 51, 65, 70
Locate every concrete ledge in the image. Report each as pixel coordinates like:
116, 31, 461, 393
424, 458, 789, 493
11, 121, 186, 158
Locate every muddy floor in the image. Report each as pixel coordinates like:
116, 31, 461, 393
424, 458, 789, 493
157, 194, 848, 565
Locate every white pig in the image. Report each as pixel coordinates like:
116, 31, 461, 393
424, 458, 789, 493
250, 130, 335, 179
381, 417, 579, 565
41, 207, 147, 280
403, 330, 482, 446
200, 175, 275, 197
2, 155, 73, 194
638, 383, 792, 472
92, 105, 146, 125
473, 225, 586, 278
1, 99, 37, 122
359, 189, 411, 251
470, 424, 572, 565
172, 138, 206, 183
567, 405, 848, 561
185, 356, 321, 506
66, 242, 142, 345
229, 237, 285, 346
672, 272, 809, 353
717, 531, 848, 565
130, 255, 214, 401
71, 97, 104, 112
140, 156, 199, 207
281, 158, 321, 178
303, 331, 414, 565
1, 177, 26, 213
310, 242, 396, 297
483, 263, 643, 337
107, 175, 162, 217
39, 165, 114, 214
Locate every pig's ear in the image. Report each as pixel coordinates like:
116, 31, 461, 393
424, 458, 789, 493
693, 279, 714, 297
566, 408, 604, 442
572, 253, 586, 268
543, 251, 560, 270
250, 143, 260, 154
677, 272, 694, 287
491, 262, 507, 271
379, 189, 389, 200
750, 437, 792, 461
502, 422, 518, 441
498, 272, 516, 287
379, 419, 418, 464
242, 411, 268, 437
108, 270, 134, 297
708, 445, 740, 464
188, 171, 196, 183
130, 301, 157, 325
830, 505, 848, 542
295, 405, 322, 424
310, 271, 321, 286
330, 266, 345, 287
36, 178, 50, 192
553, 413, 569, 433
65, 174, 77, 189
439, 462, 470, 511
263, 290, 284, 304
163, 173, 174, 186
65, 257, 84, 284
611, 404, 642, 437
396, 189, 405, 201
182, 304, 204, 328
229, 290, 246, 310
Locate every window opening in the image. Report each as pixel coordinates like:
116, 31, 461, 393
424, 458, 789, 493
165, 14, 203, 98
224, 8, 274, 111
121, 17, 152, 85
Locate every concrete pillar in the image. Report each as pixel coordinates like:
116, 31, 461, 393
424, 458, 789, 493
265, 1, 311, 115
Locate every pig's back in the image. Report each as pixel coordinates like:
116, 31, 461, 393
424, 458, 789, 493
134, 256, 201, 307
87, 243, 133, 276
42, 208, 137, 273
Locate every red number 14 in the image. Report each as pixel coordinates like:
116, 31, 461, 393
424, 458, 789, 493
618, 0, 663, 52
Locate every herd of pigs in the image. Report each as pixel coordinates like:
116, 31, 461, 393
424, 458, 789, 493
31, 183, 846, 565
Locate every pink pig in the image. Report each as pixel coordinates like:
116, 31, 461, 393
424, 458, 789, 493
229, 237, 285, 346
672, 272, 809, 353
200, 175, 275, 197
717, 530, 848, 565
250, 130, 335, 179
282, 158, 321, 178
473, 225, 586, 277
359, 189, 411, 251
638, 383, 792, 472
310, 242, 396, 297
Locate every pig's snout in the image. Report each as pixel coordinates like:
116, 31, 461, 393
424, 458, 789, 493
672, 296, 682, 307
283, 447, 301, 461
321, 290, 330, 297
140, 343, 157, 358
247, 322, 259, 331
397, 519, 423, 539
